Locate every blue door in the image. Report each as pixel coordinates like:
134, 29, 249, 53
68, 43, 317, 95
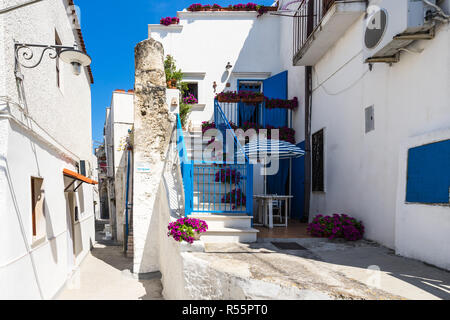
238, 81, 261, 126
263, 71, 290, 198
263, 71, 288, 128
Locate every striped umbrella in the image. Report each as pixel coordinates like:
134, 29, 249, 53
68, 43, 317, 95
237, 139, 305, 160
237, 139, 305, 196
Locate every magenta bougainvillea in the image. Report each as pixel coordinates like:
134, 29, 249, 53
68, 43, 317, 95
265, 97, 299, 110
202, 121, 296, 144
222, 188, 246, 208
202, 121, 216, 134
187, 3, 273, 17
216, 92, 298, 110
160, 16, 180, 26
167, 217, 208, 244
216, 91, 265, 102
183, 93, 198, 105
215, 168, 242, 184
307, 214, 365, 241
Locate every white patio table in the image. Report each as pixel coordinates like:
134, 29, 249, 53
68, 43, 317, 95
254, 194, 293, 229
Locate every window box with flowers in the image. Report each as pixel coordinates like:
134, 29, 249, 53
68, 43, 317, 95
216, 91, 264, 103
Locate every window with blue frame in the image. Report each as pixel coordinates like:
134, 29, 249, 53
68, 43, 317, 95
406, 139, 450, 204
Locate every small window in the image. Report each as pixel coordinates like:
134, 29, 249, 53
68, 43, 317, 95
312, 129, 324, 192
55, 31, 62, 88
183, 83, 198, 102
31, 177, 46, 244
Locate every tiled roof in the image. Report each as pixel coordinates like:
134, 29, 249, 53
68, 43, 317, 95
68, 0, 94, 84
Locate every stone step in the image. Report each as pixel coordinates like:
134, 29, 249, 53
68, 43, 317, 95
192, 201, 247, 212
190, 214, 253, 229
200, 227, 259, 243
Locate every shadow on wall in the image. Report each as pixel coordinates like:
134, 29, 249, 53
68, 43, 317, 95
44, 199, 59, 264
0, 155, 44, 299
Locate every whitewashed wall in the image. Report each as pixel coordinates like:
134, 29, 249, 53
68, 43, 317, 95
0, 0, 95, 298
308, 12, 450, 268
110, 91, 134, 243
1, 0, 92, 160
150, 10, 282, 128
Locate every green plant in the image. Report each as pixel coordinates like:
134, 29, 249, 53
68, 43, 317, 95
179, 102, 192, 128
164, 55, 187, 92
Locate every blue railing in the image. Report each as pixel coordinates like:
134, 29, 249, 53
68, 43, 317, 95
177, 105, 253, 217
176, 114, 193, 216
192, 163, 252, 214
219, 100, 267, 128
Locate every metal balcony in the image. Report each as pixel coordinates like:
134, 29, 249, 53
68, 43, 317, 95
293, 0, 367, 66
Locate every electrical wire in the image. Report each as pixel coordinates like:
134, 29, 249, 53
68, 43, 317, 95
312, 50, 369, 96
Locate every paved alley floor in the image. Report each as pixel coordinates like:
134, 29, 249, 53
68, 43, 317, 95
57, 224, 163, 300
198, 238, 450, 300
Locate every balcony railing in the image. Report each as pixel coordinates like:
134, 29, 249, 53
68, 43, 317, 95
293, 0, 335, 61
293, 0, 367, 65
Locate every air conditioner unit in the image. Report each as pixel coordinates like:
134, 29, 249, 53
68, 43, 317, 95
363, 0, 436, 63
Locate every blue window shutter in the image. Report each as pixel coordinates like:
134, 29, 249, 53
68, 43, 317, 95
263, 71, 288, 99
263, 71, 288, 128
406, 139, 450, 204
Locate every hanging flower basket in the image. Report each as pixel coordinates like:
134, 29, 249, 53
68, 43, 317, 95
167, 217, 208, 244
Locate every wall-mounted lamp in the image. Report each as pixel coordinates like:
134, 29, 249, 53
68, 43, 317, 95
14, 41, 91, 77
225, 62, 233, 71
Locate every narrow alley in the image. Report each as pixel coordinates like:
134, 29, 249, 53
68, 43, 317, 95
57, 222, 163, 300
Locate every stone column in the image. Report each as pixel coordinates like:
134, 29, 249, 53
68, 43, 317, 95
132, 38, 175, 274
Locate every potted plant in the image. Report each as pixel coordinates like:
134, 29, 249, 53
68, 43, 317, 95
216, 91, 240, 103
187, 3, 203, 11
239, 91, 264, 103
222, 188, 246, 209
167, 217, 208, 244
307, 214, 365, 241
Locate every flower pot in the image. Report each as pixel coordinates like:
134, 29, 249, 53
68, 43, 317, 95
193, 232, 201, 241
242, 96, 264, 103
217, 96, 240, 103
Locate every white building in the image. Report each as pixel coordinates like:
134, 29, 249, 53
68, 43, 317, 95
149, 5, 305, 137
0, 0, 96, 299
102, 89, 134, 244
293, 0, 450, 270
149, 0, 450, 270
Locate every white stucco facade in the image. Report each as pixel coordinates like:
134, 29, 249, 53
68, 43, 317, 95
149, 7, 305, 138
307, 1, 450, 269
108, 90, 134, 243
148, 1, 450, 270
0, 0, 95, 299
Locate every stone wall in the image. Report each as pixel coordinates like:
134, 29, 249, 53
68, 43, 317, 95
132, 38, 175, 273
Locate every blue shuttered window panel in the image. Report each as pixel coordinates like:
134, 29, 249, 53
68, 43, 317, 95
406, 139, 450, 204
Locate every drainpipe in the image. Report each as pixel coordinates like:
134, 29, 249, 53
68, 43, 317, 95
303, 0, 315, 222
124, 149, 131, 248
303, 66, 312, 222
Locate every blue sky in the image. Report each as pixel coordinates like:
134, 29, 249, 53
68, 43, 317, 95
76, 0, 274, 150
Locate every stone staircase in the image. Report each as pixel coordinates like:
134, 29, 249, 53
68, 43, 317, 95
184, 127, 258, 243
